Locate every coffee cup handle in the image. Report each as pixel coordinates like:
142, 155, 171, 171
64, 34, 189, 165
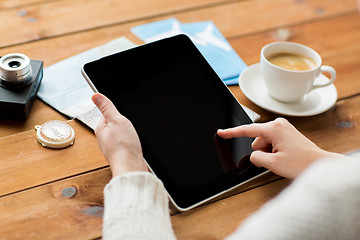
311, 65, 336, 90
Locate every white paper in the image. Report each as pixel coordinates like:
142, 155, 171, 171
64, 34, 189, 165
38, 37, 137, 129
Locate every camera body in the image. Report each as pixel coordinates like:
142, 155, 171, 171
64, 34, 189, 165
0, 53, 43, 120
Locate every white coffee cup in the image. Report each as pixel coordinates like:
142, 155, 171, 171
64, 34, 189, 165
260, 42, 336, 103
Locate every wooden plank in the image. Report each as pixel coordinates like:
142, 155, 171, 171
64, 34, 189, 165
0, 0, 57, 9
0, 165, 288, 239
0, 120, 107, 196
2, 2, 358, 63
291, 96, 360, 153
321, 47, 360, 100
172, 179, 291, 240
0, 99, 68, 138
0, 0, 232, 48
0, 0, 357, 48
230, 13, 360, 65
0, 168, 111, 239
175, 0, 358, 38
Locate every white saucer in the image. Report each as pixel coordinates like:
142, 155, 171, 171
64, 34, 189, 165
239, 63, 337, 117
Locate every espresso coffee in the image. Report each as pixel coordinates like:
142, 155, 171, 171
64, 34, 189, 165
267, 53, 316, 71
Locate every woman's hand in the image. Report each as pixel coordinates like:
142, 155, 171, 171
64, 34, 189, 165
217, 118, 342, 178
92, 93, 147, 177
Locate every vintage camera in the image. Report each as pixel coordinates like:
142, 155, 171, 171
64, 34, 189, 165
0, 53, 43, 120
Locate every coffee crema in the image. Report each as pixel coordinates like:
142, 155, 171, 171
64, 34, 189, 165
267, 53, 316, 71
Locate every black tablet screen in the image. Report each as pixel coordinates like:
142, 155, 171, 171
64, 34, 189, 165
83, 35, 266, 209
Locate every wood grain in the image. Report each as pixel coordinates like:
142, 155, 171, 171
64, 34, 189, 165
0, 100, 68, 138
0, 120, 107, 197
0, 0, 232, 47
0, 0, 50, 9
1, 0, 360, 239
0, 0, 356, 48
231, 13, 360, 64
0, 165, 288, 239
291, 96, 360, 153
172, 179, 291, 240
0, 168, 111, 239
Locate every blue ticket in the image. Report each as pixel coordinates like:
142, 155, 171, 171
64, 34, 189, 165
131, 18, 246, 85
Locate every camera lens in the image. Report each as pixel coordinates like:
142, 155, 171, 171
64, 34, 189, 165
0, 53, 32, 88
8, 61, 21, 68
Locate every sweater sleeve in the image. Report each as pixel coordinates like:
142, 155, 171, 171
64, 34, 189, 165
226, 157, 360, 240
103, 171, 176, 240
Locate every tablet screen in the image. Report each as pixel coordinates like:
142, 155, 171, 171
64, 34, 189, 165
83, 35, 266, 210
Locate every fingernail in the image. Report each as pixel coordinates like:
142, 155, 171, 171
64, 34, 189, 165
92, 94, 102, 106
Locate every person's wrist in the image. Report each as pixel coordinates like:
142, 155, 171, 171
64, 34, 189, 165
107, 149, 146, 177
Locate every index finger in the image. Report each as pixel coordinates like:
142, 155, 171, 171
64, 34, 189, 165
217, 123, 270, 139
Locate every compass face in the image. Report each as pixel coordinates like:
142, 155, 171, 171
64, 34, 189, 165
35, 121, 75, 148
40, 121, 73, 142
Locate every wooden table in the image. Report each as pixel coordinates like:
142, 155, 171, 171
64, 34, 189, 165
1, 0, 359, 239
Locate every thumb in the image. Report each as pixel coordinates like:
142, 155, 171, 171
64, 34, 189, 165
92, 93, 120, 123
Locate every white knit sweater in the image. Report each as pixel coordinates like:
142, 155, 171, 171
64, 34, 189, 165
103, 157, 360, 239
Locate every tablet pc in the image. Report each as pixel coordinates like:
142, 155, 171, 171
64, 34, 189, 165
82, 34, 267, 211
